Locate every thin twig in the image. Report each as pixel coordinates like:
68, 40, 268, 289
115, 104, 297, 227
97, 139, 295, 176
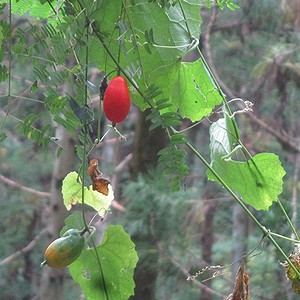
157, 243, 227, 299
0, 228, 47, 266
114, 153, 132, 173
95, 132, 134, 148
0, 174, 50, 198
111, 200, 126, 212
203, 6, 300, 153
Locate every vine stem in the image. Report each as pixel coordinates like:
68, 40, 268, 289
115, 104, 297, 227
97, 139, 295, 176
80, 17, 90, 233
74, 2, 110, 299
185, 140, 300, 278
270, 232, 300, 244
196, 9, 300, 273
277, 199, 300, 241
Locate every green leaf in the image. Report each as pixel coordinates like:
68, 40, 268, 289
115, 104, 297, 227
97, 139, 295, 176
172, 59, 223, 121
89, 0, 202, 111
205, 0, 211, 8
0, 64, 8, 82
10, 0, 62, 23
69, 225, 139, 300
217, 0, 240, 10
62, 172, 114, 215
60, 211, 85, 236
208, 115, 240, 161
207, 117, 286, 210
0, 132, 7, 143
158, 146, 189, 191
170, 133, 188, 145
56, 146, 63, 158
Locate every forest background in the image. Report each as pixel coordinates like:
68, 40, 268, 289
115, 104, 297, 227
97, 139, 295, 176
1, 0, 300, 299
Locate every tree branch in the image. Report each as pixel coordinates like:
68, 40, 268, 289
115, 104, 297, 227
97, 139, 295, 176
157, 243, 227, 299
0, 174, 51, 198
203, 6, 300, 153
0, 228, 47, 266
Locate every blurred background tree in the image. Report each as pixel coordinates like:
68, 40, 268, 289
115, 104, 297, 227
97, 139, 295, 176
1, 1, 300, 299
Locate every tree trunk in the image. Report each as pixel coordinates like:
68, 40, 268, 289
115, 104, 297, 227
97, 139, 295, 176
130, 110, 167, 300
131, 110, 167, 177
38, 126, 76, 300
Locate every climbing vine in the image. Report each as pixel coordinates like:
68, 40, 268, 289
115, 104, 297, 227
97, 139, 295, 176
1, 0, 300, 299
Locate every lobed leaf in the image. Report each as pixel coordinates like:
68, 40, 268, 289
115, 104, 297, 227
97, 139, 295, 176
69, 225, 139, 300
172, 59, 223, 122
62, 172, 114, 216
207, 117, 285, 210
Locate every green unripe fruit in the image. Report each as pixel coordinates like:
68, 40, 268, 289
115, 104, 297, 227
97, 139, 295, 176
41, 229, 85, 268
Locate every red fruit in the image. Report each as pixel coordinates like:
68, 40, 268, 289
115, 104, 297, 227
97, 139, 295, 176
103, 76, 131, 124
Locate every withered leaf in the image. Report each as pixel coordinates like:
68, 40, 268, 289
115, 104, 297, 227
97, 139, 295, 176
286, 253, 300, 281
226, 261, 250, 300
285, 245, 300, 294
292, 280, 300, 294
88, 158, 110, 196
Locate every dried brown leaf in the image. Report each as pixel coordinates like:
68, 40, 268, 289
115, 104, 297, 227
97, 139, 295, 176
88, 159, 110, 196
227, 261, 250, 300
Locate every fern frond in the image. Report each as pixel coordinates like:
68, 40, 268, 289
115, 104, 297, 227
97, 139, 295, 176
16, 113, 56, 146
0, 132, 7, 143
147, 104, 181, 130
53, 110, 79, 134
44, 90, 67, 114
158, 145, 189, 191
0, 19, 10, 40
155, 98, 173, 110
56, 16, 76, 32
33, 64, 50, 82
170, 132, 188, 145
144, 84, 163, 102
11, 0, 32, 16
0, 65, 8, 82
160, 111, 181, 127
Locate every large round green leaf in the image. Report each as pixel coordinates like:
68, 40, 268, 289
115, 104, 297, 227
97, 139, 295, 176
69, 225, 138, 300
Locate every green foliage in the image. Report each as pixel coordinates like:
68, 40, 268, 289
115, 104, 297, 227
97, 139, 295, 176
0, 129, 7, 143
158, 145, 189, 192
62, 171, 113, 215
3, 0, 300, 298
216, 0, 240, 10
172, 59, 223, 121
88, 0, 203, 112
207, 116, 286, 210
147, 0, 178, 8
9, 0, 62, 22
69, 225, 138, 300
122, 170, 193, 241
1, 0, 218, 191
61, 212, 86, 235
16, 113, 56, 147
0, 64, 8, 82
205, 0, 239, 10
121, 170, 203, 299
